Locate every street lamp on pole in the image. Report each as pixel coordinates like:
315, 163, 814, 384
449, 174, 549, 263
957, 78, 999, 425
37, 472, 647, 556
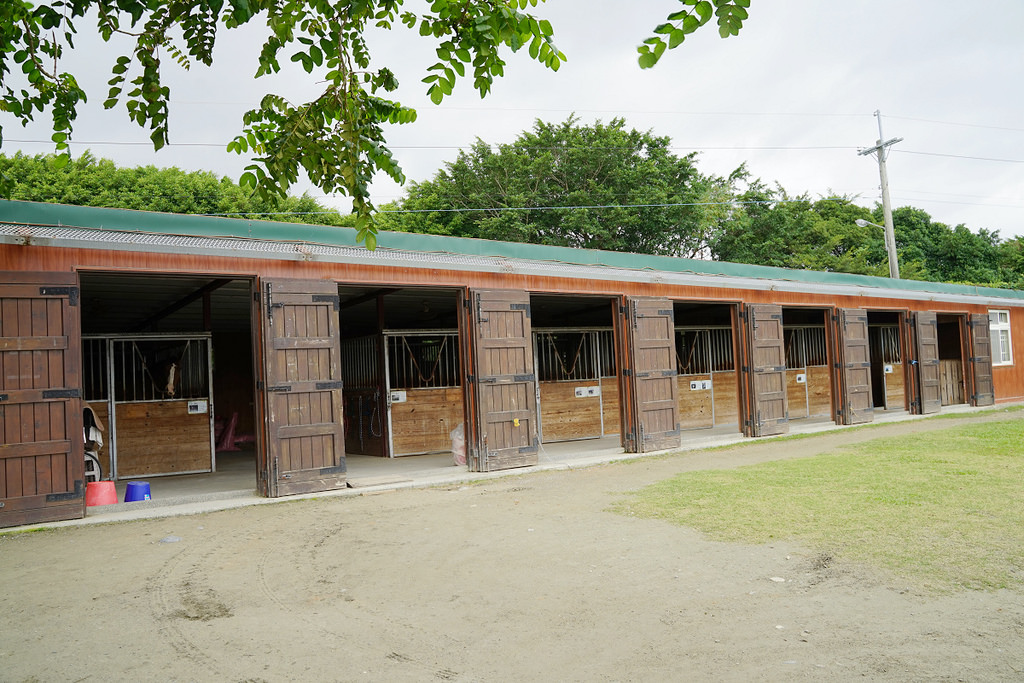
856, 218, 899, 279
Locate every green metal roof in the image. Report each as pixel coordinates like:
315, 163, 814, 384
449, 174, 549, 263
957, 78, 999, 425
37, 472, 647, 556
3, 199, 1023, 301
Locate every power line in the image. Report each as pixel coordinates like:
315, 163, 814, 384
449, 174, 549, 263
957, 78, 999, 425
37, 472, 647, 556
201, 197, 850, 217
6, 139, 228, 148
4, 137, 857, 153
380, 197, 850, 215
886, 115, 1024, 134
889, 197, 1024, 211
897, 150, 1024, 164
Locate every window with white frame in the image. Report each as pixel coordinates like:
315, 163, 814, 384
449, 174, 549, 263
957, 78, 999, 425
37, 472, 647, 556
990, 310, 1013, 365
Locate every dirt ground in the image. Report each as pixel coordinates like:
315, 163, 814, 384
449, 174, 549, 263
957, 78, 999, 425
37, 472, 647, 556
3, 414, 1024, 682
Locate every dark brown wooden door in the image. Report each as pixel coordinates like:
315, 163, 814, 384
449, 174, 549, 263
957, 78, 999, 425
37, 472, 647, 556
468, 289, 538, 472
0, 273, 84, 528
625, 298, 680, 452
969, 313, 995, 406
259, 279, 345, 497
913, 311, 942, 415
745, 304, 789, 436
837, 308, 874, 424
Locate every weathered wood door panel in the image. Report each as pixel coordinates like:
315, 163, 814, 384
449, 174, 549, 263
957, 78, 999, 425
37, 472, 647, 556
468, 289, 538, 472
837, 308, 874, 425
745, 304, 789, 436
625, 298, 680, 452
969, 313, 995, 406
913, 311, 942, 415
259, 279, 345, 497
0, 273, 84, 528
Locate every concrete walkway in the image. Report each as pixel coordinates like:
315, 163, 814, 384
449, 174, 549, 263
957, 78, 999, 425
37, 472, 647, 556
12, 405, 988, 532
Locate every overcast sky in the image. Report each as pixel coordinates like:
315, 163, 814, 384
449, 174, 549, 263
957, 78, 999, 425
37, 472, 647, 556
5, 1, 1024, 237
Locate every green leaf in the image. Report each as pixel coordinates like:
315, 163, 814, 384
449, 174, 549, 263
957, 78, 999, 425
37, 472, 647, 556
695, 1, 713, 24
669, 29, 686, 49
239, 171, 257, 191
638, 50, 658, 69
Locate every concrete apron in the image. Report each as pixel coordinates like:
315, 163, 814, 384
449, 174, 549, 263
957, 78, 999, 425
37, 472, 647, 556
10, 405, 986, 531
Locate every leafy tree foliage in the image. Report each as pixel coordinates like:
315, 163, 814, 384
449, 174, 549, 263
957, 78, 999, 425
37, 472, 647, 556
0, 150, 348, 224
0, 0, 568, 246
380, 116, 715, 256
707, 175, 1021, 288
888, 206, 1010, 286
704, 168, 886, 275
0, 1, 753, 247
640, 0, 750, 67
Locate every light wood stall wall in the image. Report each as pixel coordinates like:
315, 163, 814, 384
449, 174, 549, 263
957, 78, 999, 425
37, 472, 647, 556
786, 370, 809, 419
883, 362, 906, 409
391, 386, 464, 455
786, 366, 832, 420
940, 359, 965, 406
677, 371, 739, 430
713, 372, 740, 426
679, 374, 713, 428
114, 401, 212, 477
807, 366, 833, 416
539, 381, 603, 442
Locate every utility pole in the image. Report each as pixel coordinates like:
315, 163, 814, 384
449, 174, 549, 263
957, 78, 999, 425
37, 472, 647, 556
858, 110, 903, 279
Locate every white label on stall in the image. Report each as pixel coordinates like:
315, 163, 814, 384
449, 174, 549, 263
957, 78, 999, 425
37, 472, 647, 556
690, 380, 711, 391
796, 374, 806, 384
187, 400, 208, 414
884, 364, 894, 374
390, 390, 407, 403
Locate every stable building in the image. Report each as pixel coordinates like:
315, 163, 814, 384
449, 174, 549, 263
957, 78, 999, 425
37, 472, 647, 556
2, 200, 1022, 527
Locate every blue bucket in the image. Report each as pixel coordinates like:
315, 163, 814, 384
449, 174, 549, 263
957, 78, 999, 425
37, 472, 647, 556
124, 481, 152, 502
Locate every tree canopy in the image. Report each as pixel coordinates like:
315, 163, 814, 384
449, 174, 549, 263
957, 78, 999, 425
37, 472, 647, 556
0, 0, 751, 248
0, 150, 349, 224
379, 116, 717, 256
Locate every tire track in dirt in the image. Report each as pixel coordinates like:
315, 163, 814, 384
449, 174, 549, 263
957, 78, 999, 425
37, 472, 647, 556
253, 518, 468, 681
145, 526, 263, 681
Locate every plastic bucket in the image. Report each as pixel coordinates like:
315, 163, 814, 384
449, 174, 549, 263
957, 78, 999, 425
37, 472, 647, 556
85, 481, 118, 507
124, 481, 152, 502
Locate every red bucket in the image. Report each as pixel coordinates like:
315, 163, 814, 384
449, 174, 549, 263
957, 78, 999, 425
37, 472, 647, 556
85, 481, 118, 506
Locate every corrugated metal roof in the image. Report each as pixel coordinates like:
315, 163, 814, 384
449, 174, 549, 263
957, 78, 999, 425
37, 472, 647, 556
2, 199, 1023, 302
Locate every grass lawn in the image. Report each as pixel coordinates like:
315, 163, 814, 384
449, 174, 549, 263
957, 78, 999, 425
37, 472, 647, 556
615, 418, 1024, 591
